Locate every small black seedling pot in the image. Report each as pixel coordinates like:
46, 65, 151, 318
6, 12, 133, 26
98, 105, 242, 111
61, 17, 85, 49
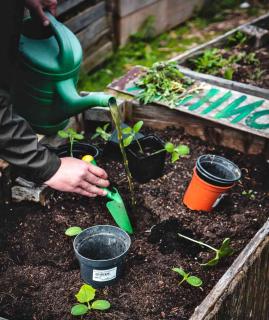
196, 154, 241, 187
49, 142, 99, 159
126, 135, 166, 183
74, 225, 131, 288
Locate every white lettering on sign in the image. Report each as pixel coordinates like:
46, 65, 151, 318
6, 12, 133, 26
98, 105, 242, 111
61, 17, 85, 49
92, 267, 117, 282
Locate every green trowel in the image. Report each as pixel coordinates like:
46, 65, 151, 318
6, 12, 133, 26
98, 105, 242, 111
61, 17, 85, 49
82, 155, 133, 234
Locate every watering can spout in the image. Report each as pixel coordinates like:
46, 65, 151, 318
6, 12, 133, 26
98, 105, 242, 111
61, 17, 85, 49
56, 79, 116, 117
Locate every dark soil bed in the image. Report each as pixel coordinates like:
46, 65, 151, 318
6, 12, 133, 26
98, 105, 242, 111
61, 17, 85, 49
0, 127, 269, 320
185, 39, 269, 89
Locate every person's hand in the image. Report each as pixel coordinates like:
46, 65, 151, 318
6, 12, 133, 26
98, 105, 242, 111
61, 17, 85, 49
25, 0, 57, 26
45, 157, 109, 197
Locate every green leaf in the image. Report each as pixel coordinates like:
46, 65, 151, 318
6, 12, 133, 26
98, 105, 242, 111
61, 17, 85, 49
164, 142, 174, 153
171, 152, 180, 163
133, 120, 144, 133
57, 130, 69, 138
123, 135, 133, 147
122, 127, 132, 134
103, 123, 110, 131
91, 300, 111, 311
187, 276, 203, 287
219, 238, 233, 259
91, 132, 100, 140
65, 226, 82, 237
201, 254, 219, 267
224, 68, 234, 80
75, 284, 96, 303
174, 145, 190, 156
74, 133, 84, 140
71, 304, 89, 316
172, 267, 186, 277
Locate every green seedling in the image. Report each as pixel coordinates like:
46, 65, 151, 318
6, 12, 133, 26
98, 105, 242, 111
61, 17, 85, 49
58, 128, 84, 157
227, 31, 247, 46
65, 226, 83, 236
242, 189, 256, 200
71, 284, 110, 317
136, 61, 198, 107
164, 142, 190, 162
122, 121, 144, 153
178, 233, 233, 266
91, 123, 112, 141
172, 267, 203, 287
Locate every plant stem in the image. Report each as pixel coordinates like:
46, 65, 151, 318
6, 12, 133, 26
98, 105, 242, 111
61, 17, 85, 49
136, 138, 144, 154
151, 148, 166, 156
70, 137, 74, 157
178, 233, 217, 252
109, 102, 136, 207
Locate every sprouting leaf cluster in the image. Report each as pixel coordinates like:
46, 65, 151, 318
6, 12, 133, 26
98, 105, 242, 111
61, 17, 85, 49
172, 267, 203, 287
122, 121, 144, 152
71, 284, 110, 316
91, 123, 112, 141
164, 142, 190, 162
242, 189, 256, 200
136, 61, 196, 106
178, 233, 233, 266
227, 31, 247, 47
57, 128, 84, 157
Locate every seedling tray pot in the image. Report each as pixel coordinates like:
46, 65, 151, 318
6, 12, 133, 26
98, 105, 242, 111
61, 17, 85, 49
50, 142, 99, 159
126, 135, 166, 183
73, 225, 131, 288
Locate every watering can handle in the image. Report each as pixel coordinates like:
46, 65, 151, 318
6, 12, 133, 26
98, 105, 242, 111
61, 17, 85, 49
45, 12, 74, 69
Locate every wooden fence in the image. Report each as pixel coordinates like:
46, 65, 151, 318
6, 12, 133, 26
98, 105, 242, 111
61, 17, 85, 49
57, 0, 114, 72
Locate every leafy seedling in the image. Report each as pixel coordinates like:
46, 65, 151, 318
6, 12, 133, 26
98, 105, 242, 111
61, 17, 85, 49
91, 123, 112, 142
122, 121, 144, 153
71, 284, 110, 316
172, 267, 202, 287
65, 226, 83, 237
227, 31, 247, 47
58, 128, 84, 157
164, 142, 190, 162
178, 233, 233, 266
242, 189, 256, 200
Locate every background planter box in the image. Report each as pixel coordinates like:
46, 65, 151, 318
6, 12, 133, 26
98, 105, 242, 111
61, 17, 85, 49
57, 0, 114, 72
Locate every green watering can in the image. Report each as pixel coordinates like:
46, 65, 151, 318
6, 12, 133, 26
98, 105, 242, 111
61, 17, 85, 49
12, 12, 115, 135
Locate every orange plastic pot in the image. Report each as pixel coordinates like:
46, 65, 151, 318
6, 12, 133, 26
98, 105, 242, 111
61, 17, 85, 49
183, 168, 234, 211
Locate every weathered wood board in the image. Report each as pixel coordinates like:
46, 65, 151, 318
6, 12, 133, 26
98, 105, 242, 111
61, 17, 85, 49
114, 0, 204, 46
115, 0, 159, 17
108, 66, 269, 155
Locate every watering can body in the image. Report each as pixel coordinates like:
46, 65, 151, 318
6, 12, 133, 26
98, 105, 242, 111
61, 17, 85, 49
12, 13, 114, 135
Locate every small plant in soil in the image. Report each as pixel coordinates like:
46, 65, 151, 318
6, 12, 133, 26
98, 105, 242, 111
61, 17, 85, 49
71, 284, 110, 316
227, 31, 247, 47
159, 142, 190, 162
122, 120, 144, 152
172, 267, 203, 287
242, 189, 256, 200
91, 123, 112, 141
65, 226, 82, 236
57, 128, 84, 157
178, 233, 233, 266
135, 61, 201, 106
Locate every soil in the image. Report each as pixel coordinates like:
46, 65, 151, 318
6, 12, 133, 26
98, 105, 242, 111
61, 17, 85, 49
186, 40, 269, 89
0, 127, 269, 320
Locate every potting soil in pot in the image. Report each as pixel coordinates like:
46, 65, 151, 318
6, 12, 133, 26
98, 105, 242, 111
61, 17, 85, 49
0, 128, 268, 320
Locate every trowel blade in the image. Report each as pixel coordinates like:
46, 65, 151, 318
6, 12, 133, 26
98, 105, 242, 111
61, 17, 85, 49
106, 200, 133, 234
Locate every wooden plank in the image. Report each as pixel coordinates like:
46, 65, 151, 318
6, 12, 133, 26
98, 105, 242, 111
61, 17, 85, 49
190, 219, 269, 319
83, 41, 113, 72
77, 16, 109, 51
116, 0, 158, 17
117, 0, 204, 46
57, 0, 86, 16
65, 1, 106, 33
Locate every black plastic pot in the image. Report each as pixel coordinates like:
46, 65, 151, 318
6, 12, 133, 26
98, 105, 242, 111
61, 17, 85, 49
126, 135, 166, 183
74, 225, 131, 288
196, 154, 241, 187
49, 142, 99, 159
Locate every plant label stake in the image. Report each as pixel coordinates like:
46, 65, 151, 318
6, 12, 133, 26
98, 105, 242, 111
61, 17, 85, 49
82, 155, 133, 234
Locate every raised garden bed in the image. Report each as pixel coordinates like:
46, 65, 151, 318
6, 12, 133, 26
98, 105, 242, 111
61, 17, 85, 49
171, 13, 269, 99
0, 127, 269, 320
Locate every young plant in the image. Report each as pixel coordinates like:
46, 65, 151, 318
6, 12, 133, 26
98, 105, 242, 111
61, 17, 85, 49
57, 128, 84, 157
65, 226, 83, 236
242, 189, 256, 200
122, 121, 144, 153
178, 233, 233, 266
172, 267, 203, 287
91, 123, 112, 141
227, 31, 247, 47
163, 142, 190, 162
71, 284, 110, 316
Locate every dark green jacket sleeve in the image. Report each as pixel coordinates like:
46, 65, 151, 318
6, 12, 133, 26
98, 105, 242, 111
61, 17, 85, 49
0, 90, 61, 184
